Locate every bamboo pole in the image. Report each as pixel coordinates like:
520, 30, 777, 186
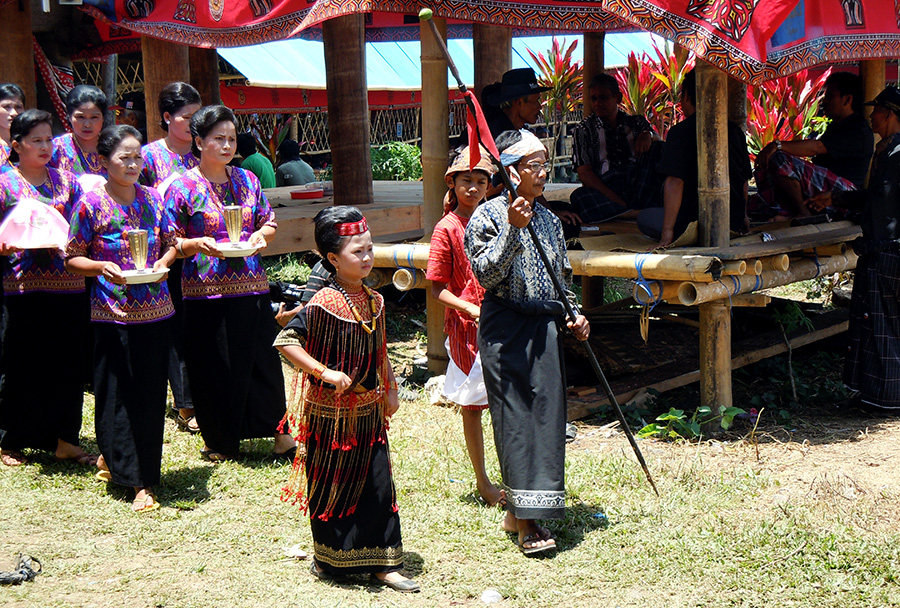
363, 268, 391, 290
721, 260, 746, 276
802, 243, 847, 257
323, 14, 373, 206
760, 254, 790, 272
393, 268, 428, 291
696, 60, 731, 412
568, 251, 722, 281
677, 252, 858, 306
582, 31, 606, 109
748, 259, 764, 275
420, 17, 450, 372
142, 37, 191, 144
632, 281, 681, 305
0, 0, 36, 107
373, 243, 429, 269
473, 23, 512, 103
730, 221, 858, 245
101, 56, 118, 127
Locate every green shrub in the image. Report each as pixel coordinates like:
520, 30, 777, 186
370, 142, 422, 181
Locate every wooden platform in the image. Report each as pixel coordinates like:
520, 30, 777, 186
264, 181, 581, 256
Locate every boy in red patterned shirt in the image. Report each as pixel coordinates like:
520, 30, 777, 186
426, 147, 503, 507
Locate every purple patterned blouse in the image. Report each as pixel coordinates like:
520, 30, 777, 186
66, 186, 176, 324
0, 142, 11, 173
140, 139, 199, 189
0, 168, 86, 295
49, 133, 107, 177
164, 166, 276, 300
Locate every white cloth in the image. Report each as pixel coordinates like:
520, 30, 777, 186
441, 337, 488, 406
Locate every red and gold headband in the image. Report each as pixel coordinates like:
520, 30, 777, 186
337, 218, 369, 236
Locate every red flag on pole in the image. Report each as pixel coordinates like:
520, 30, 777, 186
463, 90, 501, 169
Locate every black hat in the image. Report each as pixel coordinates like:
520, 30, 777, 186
486, 68, 550, 106
112, 91, 145, 113
864, 86, 900, 114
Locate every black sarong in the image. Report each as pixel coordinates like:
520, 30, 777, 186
183, 294, 286, 456
166, 259, 193, 410
0, 292, 86, 451
844, 250, 900, 411
94, 320, 170, 487
478, 292, 567, 520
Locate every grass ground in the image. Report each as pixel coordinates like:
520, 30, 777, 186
1, 308, 898, 607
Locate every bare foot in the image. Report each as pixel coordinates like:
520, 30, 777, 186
0, 450, 28, 466
132, 488, 160, 513
273, 432, 297, 454
55, 440, 98, 467
501, 509, 518, 533
477, 482, 504, 507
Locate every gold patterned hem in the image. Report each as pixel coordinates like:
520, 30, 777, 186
313, 542, 404, 569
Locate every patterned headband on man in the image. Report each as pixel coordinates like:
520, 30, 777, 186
499, 129, 547, 167
337, 218, 368, 236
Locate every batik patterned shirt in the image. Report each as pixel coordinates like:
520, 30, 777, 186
140, 139, 199, 189
0, 142, 11, 174
465, 194, 572, 303
572, 111, 653, 176
0, 168, 86, 294
164, 166, 276, 299
66, 185, 176, 324
50, 133, 107, 177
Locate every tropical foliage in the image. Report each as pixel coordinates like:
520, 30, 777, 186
527, 37, 583, 170
615, 41, 694, 139
370, 141, 422, 181
745, 68, 831, 160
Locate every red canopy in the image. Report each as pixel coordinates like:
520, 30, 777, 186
7, 0, 898, 83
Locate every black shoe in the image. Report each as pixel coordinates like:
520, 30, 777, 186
309, 562, 341, 582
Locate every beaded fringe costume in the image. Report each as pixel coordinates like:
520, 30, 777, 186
276, 285, 396, 521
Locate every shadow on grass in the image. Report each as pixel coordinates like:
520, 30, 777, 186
298, 550, 425, 594
157, 465, 214, 507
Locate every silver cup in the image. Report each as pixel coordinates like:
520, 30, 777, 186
224, 205, 243, 245
127, 229, 148, 271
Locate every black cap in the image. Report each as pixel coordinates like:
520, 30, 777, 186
486, 68, 550, 106
112, 91, 145, 113
864, 86, 900, 114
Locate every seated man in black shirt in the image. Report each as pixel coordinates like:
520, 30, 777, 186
754, 71, 874, 218
637, 69, 753, 248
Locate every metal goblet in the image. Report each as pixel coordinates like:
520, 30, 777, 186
223, 205, 243, 246
127, 229, 148, 272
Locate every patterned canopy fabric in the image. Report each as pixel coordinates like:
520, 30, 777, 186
7, 0, 898, 82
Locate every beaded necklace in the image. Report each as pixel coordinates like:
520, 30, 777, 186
331, 277, 377, 334
73, 136, 103, 174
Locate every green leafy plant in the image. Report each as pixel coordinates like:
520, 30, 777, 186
746, 69, 831, 160
370, 141, 422, 181
527, 37, 583, 173
615, 41, 694, 138
637, 404, 745, 440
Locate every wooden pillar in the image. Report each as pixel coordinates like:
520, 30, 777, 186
323, 15, 373, 206
580, 31, 606, 309
142, 36, 191, 143
473, 23, 511, 103
102, 56, 118, 126
582, 31, 605, 109
189, 46, 221, 105
860, 59, 886, 121
696, 60, 732, 413
0, 0, 36, 105
421, 18, 451, 373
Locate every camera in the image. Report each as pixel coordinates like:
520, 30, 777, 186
269, 281, 305, 315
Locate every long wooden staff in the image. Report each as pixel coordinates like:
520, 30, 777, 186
419, 9, 659, 496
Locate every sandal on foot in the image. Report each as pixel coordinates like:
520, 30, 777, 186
0, 451, 28, 467
309, 562, 341, 582
176, 413, 200, 434
95, 469, 112, 482
200, 449, 230, 463
55, 452, 99, 467
370, 574, 421, 593
518, 532, 556, 555
132, 492, 160, 513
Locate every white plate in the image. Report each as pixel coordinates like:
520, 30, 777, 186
122, 268, 169, 285
219, 241, 261, 258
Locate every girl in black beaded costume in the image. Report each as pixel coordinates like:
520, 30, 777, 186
275, 206, 419, 593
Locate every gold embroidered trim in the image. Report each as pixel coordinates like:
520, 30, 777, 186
305, 387, 381, 419
313, 542, 404, 568
182, 276, 269, 298
91, 301, 175, 324
273, 327, 304, 348
4, 274, 85, 294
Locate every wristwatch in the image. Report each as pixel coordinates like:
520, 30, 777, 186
775, 140, 782, 152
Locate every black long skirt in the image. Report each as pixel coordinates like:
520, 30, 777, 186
479, 293, 567, 520
844, 250, 900, 412
183, 294, 286, 456
94, 320, 170, 487
166, 259, 193, 410
308, 420, 403, 575
0, 292, 87, 451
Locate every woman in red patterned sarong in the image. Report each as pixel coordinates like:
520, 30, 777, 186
275, 206, 419, 593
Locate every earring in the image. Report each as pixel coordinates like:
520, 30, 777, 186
165, 120, 170, 125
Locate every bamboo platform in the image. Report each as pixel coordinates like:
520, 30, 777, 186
264, 181, 581, 256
